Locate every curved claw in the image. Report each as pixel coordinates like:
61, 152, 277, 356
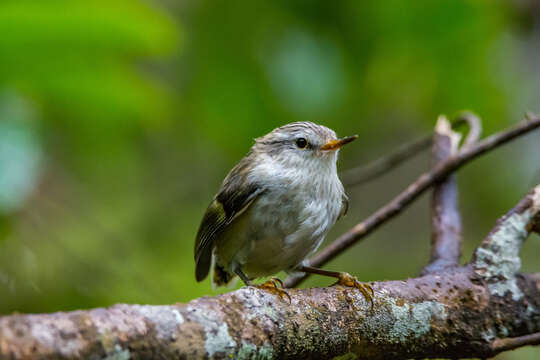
271, 277, 284, 288
255, 278, 291, 303
334, 272, 374, 310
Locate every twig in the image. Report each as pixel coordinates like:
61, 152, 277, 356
453, 111, 482, 148
285, 115, 540, 288
491, 333, 540, 353
340, 111, 482, 188
421, 116, 464, 275
529, 272, 540, 283
340, 135, 432, 187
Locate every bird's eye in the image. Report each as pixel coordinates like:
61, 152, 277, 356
295, 137, 308, 149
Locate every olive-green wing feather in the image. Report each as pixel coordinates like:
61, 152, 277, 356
194, 172, 263, 282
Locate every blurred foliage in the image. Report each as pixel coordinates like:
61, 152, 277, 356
0, 92, 41, 214
0, 1, 539, 358
0, 0, 178, 163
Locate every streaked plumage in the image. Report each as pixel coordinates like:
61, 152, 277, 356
195, 122, 351, 287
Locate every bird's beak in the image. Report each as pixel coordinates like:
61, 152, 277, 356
320, 135, 358, 151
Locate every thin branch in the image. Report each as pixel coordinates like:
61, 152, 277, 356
491, 333, 540, 354
340, 135, 432, 187
340, 111, 482, 188
285, 115, 540, 288
453, 111, 482, 148
529, 272, 540, 283
421, 116, 464, 275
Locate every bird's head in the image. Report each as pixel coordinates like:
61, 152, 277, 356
253, 121, 357, 170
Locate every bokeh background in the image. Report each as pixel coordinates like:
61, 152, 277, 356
0, 1, 539, 358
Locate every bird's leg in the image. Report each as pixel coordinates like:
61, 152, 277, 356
235, 268, 290, 302
234, 267, 252, 286
299, 265, 374, 308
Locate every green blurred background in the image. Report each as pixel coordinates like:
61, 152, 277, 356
0, 1, 539, 358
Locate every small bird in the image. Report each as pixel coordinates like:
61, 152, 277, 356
194, 122, 373, 303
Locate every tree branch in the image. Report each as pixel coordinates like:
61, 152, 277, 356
472, 185, 540, 300
453, 111, 482, 149
340, 111, 482, 188
421, 116, 464, 275
0, 271, 537, 360
1, 186, 539, 359
491, 333, 540, 353
285, 115, 540, 288
340, 135, 432, 187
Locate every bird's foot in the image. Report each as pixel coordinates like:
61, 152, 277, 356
333, 272, 374, 309
255, 277, 291, 303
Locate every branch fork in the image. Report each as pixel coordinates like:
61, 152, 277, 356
285, 113, 539, 288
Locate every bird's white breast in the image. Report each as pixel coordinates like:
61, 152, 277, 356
217, 153, 344, 279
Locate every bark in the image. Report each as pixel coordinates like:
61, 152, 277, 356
1, 185, 539, 360
422, 116, 463, 275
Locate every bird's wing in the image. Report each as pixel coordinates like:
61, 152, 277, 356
338, 193, 349, 220
194, 159, 264, 282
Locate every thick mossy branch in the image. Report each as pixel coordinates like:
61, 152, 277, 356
472, 185, 540, 300
1, 186, 539, 359
0, 270, 538, 360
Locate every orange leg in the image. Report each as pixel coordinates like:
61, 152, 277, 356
299, 266, 374, 309
234, 268, 291, 303
255, 277, 291, 303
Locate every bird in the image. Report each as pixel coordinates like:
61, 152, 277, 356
194, 121, 373, 303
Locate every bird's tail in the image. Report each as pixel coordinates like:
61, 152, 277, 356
211, 262, 237, 289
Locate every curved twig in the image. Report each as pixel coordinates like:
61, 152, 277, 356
453, 111, 482, 148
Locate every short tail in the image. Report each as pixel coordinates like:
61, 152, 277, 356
212, 263, 236, 288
